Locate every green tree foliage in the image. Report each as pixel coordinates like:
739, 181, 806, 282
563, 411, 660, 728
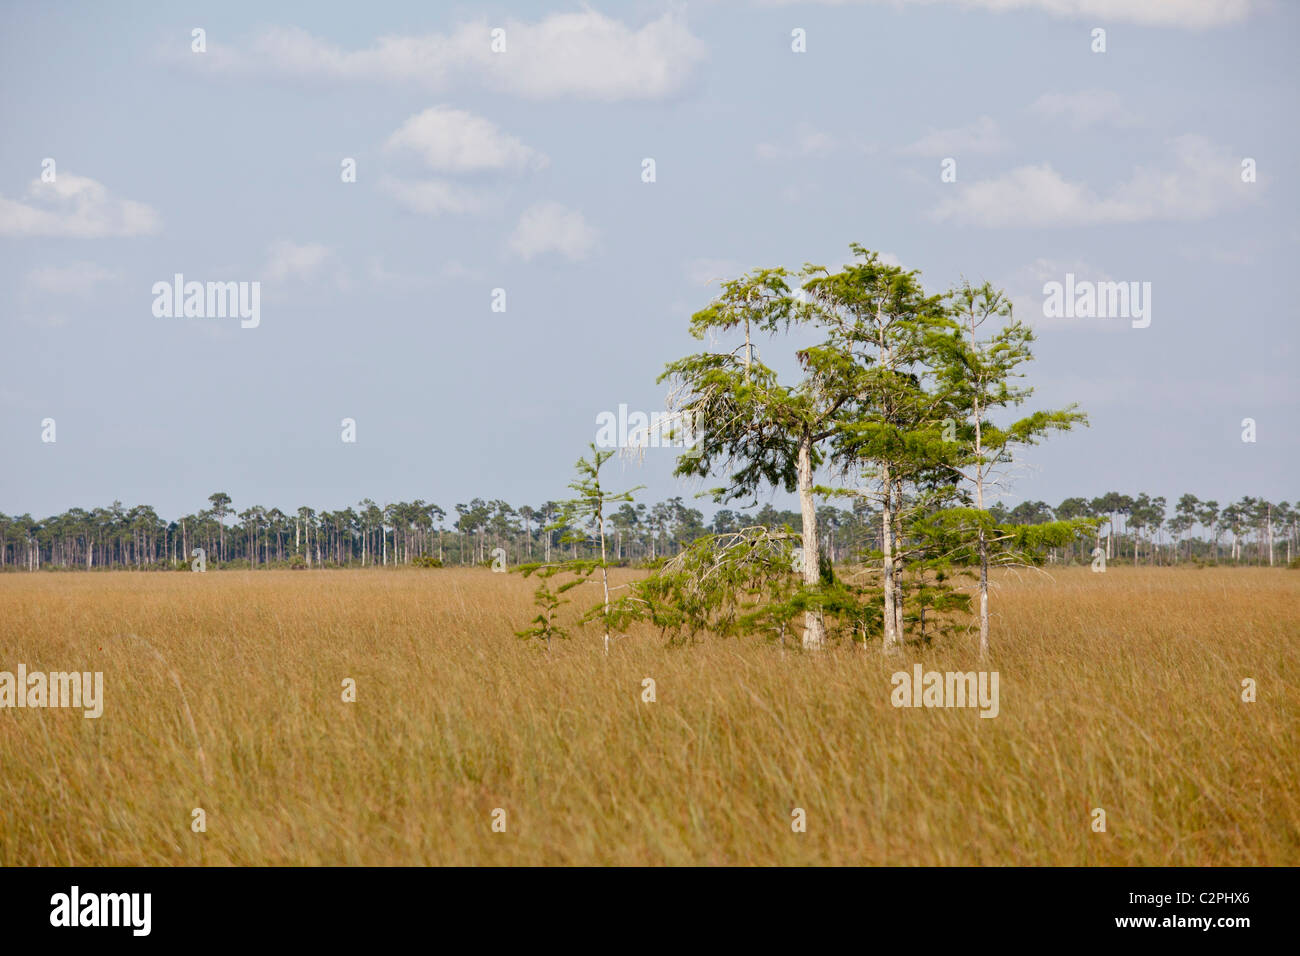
514, 447, 641, 653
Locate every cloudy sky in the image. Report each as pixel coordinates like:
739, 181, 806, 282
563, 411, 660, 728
1, 0, 1295, 521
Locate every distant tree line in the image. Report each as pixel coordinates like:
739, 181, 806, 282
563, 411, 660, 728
997, 493, 1296, 567
1, 489, 1294, 572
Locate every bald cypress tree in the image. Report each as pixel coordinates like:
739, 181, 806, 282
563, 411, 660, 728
936, 280, 1089, 659
659, 266, 862, 648
803, 246, 958, 651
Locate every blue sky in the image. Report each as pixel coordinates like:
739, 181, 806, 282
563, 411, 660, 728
1, 0, 1296, 521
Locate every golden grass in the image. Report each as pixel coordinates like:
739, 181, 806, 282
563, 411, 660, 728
1, 566, 1296, 865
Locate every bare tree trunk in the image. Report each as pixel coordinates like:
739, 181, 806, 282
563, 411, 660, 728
797, 435, 826, 649
978, 538, 990, 659
963, 307, 992, 659
893, 483, 905, 642
881, 465, 899, 652
599, 509, 611, 656
975, 473, 989, 660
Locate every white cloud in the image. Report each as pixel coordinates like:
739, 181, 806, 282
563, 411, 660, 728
1028, 90, 1142, 129
1004, 257, 1116, 328
757, 125, 837, 161
933, 164, 1097, 226
901, 116, 1007, 156
264, 240, 333, 280
762, 0, 1256, 29
27, 261, 117, 295
1109, 135, 1253, 220
367, 256, 483, 286
1178, 241, 1263, 266
437, 259, 482, 281
367, 257, 403, 284
0, 173, 160, 238
386, 107, 545, 173
380, 177, 501, 217
508, 202, 598, 262
189, 11, 707, 101
685, 258, 747, 286
931, 135, 1254, 227
779, 182, 822, 205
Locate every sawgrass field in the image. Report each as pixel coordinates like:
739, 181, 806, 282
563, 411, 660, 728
0, 566, 1296, 865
